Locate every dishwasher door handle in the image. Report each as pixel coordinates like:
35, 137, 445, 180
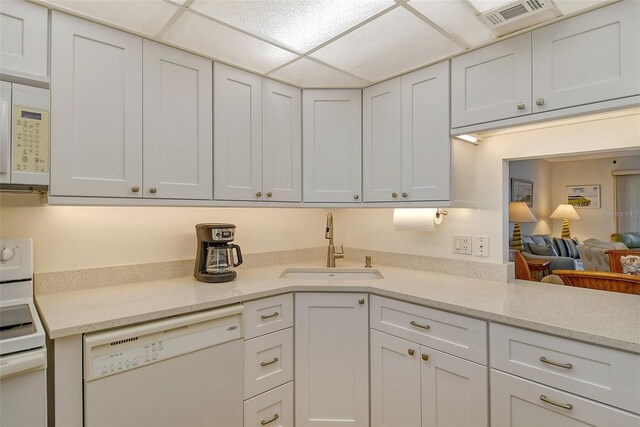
0, 352, 46, 379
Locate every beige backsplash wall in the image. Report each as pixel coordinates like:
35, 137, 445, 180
0, 195, 329, 273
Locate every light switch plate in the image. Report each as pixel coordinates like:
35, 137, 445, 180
453, 235, 472, 255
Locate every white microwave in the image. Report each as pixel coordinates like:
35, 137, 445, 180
0, 82, 49, 186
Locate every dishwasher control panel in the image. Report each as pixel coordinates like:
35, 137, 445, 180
87, 319, 241, 381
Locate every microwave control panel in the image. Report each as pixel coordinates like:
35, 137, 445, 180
13, 106, 49, 173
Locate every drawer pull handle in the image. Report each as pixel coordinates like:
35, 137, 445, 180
410, 320, 431, 330
260, 312, 279, 320
260, 357, 279, 367
540, 395, 573, 410
540, 356, 573, 369
261, 413, 280, 425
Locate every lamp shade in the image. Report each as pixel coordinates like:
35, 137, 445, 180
509, 202, 537, 223
550, 204, 581, 220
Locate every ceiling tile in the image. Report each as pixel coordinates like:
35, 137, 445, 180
161, 10, 298, 73
408, 0, 495, 46
269, 58, 369, 88
190, 0, 395, 53
553, 0, 610, 15
311, 7, 461, 82
467, 0, 516, 13
41, 0, 179, 36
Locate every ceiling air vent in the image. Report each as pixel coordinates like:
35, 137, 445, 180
478, 0, 561, 36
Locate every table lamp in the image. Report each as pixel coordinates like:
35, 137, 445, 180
509, 202, 537, 251
550, 204, 581, 238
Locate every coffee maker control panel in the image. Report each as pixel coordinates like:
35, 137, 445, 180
214, 230, 234, 240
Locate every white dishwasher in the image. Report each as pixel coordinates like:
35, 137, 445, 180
83, 305, 244, 427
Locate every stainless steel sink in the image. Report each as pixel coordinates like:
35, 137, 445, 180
279, 268, 383, 280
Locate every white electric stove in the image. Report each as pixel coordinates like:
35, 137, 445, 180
0, 238, 47, 426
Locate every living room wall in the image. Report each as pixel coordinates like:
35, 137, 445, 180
509, 159, 553, 237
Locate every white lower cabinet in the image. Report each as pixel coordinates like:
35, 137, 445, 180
491, 370, 639, 427
371, 329, 488, 427
244, 381, 294, 427
295, 292, 369, 426
244, 327, 293, 400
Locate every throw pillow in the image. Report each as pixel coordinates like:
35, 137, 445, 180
620, 255, 640, 276
528, 244, 558, 257
553, 237, 580, 259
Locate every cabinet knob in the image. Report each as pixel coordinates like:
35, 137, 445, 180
392, 192, 398, 198
256, 192, 262, 198
402, 192, 408, 198
131, 186, 140, 193
149, 187, 157, 194
422, 354, 429, 361
266, 192, 272, 198
358, 298, 365, 305
517, 102, 526, 110
353, 194, 359, 200
536, 98, 545, 106
408, 349, 415, 356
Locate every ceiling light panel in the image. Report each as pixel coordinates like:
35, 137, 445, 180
190, 0, 395, 53
269, 58, 369, 88
41, 0, 179, 36
311, 7, 461, 82
467, 0, 518, 13
553, 0, 609, 15
408, 0, 495, 46
161, 11, 298, 73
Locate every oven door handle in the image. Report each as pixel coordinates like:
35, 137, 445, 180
0, 352, 46, 380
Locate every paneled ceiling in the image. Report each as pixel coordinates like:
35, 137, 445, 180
39, 0, 611, 88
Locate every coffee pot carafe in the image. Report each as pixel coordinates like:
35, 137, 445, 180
194, 223, 243, 283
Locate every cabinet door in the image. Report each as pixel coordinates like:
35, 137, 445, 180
491, 370, 640, 427
295, 293, 369, 427
303, 90, 362, 203
0, 0, 48, 79
421, 347, 488, 427
451, 33, 531, 128
370, 330, 421, 427
262, 79, 301, 202
401, 62, 450, 202
50, 12, 142, 197
214, 62, 262, 201
143, 41, 212, 200
532, 0, 640, 113
363, 78, 401, 202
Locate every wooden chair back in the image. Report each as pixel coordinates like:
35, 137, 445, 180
509, 250, 533, 281
552, 270, 640, 295
605, 249, 640, 273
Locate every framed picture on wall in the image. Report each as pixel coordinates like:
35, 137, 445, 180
511, 178, 533, 207
566, 184, 601, 208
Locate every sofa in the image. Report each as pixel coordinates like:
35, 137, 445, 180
611, 232, 640, 249
520, 235, 581, 272
578, 238, 629, 272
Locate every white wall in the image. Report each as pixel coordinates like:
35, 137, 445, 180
509, 159, 553, 236
0, 194, 329, 273
550, 155, 640, 241
337, 113, 640, 263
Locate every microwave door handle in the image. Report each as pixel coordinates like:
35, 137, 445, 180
230, 244, 243, 267
0, 89, 10, 175
0, 352, 46, 380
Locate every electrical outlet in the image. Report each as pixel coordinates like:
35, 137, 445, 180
452, 235, 472, 255
475, 236, 489, 257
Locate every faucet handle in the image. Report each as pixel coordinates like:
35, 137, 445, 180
335, 244, 344, 256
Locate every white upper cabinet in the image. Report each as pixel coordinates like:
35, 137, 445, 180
50, 12, 143, 197
295, 293, 369, 426
401, 62, 450, 202
363, 78, 402, 202
263, 78, 301, 202
451, 33, 532, 128
532, 0, 640, 113
214, 62, 263, 201
143, 41, 212, 200
0, 0, 48, 80
363, 61, 450, 203
303, 90, 362, 203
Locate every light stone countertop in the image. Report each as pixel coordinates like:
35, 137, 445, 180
35, 261, 640, 353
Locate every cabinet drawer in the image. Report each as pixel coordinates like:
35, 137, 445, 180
244, 294, 293, 339
244, 328, 293, 399
490, 323, 640, 414
370, 295, 487, 364
244, 382, 293, 427
491, 370, 639, 426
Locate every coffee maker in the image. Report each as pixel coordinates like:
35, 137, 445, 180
194, 223, 243, 283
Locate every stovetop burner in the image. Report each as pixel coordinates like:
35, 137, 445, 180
0, 304, 36, 340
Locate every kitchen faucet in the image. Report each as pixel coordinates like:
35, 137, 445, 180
325, 212, 344, 267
